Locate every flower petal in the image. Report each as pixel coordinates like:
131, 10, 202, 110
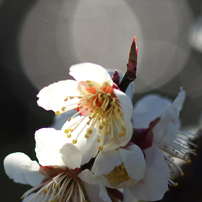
92, 150, 122, 176
83, 182, 106, 202
132, 94, 172, 128
128, 145, 170, 201
79, 169, 97, 185
166, 87, 185, 112
97, 180, 112, 202
114, 89, 133, 126
4, 152, 45, 186
35, 128, 68, 166
60, 143, 82, 169
79, 170, 111, 202
61, 116, 99, 165
123, 189, 136, 202
35, 128, 82, 168
37, 80, 80, 112
69, 63, 113, 86
102, 122, 133, 152
153, 108, 179, 142
119, 144, 146, 181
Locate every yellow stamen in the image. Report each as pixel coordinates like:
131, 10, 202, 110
98, 146, 103, 151
55, 111, 60, 115
84, 134, 89, 139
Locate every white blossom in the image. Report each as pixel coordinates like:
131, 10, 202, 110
37, 63, 133, 152
132, 87, 197, 186
4, 128, 105, 202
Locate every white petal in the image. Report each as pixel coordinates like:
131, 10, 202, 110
92, 150, 122, 176
129, 145, 170, 201
79, 169, 97, 184
60, 143, 82, 169
83, 182, 106, 202
123, 189, 137, 202
114, 89, 133, 126
102, 122, 133, 152
35, 128, 82, 168
37, 80, 80, 112
79, 170, 111, 202
119, 144, 146, 181
153, 108, 179, 142
69, 63, 113, 86
35, 128, 67, 166
132, 94, 172, 128
97, 179, 112, 202
166, 87, 185, 112
4, 152, 45, 186
62, 116, 99, 165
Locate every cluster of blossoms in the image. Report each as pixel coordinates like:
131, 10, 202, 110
4, 37, 198, 202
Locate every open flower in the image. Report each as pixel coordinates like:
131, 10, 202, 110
78, 143, 146, 202
4, 128, 106, 202
37, 63, 133, 151
132, 87, 197, 186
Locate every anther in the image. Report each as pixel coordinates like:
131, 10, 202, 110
64, 129, 69, 134
67, 134, 71, 138
87, 129, 93, 135
61, 107, 66, 111
97, 138, 100, 143
99, 125, 103, 130
72, 139, 77, 144
110, 137, 115, 141
84, 134, 89, 139
43, 188, 49, 193
105, 131, 110, 135
121, 126, 126, 131
68, 118, 71, 122
98, 146, 103, 151
55, 111, 60, 115
119, 111, 123, 116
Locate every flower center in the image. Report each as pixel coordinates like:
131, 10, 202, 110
21, 167, 88, 202
106, 163, 130, 183
56, 81, 126, 151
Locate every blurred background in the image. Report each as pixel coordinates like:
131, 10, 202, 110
1, 0, 202, 201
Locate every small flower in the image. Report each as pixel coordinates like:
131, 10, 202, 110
132, 87, 197, 186
37, 63, 133, 151
80, 143, 146, 200
4, 128, 105, 202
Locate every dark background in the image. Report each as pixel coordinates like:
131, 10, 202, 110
1, 0, 202, 201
